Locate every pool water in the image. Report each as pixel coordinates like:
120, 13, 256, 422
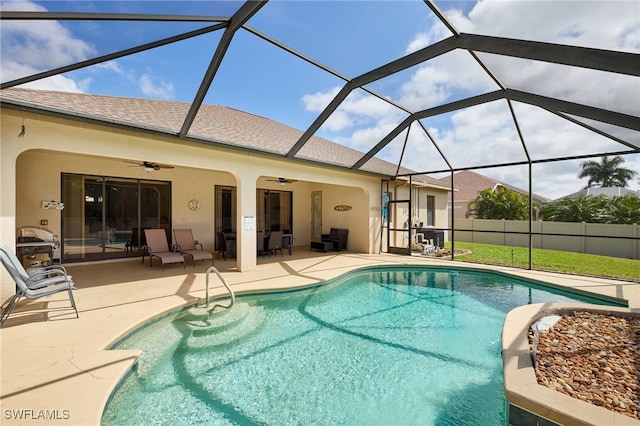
102, 267, 613, 425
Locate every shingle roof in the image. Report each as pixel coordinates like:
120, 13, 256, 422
437, 170, 501, 201
559, 186, 639, 200
437, 170, 550, 202
1, 87, 449, 188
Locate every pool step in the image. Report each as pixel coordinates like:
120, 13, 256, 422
133, 302, 251, 374
180, 301, 252, 334
185, 304, 266, 350
135, 302, 264, 390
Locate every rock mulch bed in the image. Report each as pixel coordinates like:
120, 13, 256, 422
431, 248, 471, 257
532, 311, 640, 419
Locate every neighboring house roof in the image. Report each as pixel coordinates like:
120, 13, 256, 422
1, 88, 449, 190
436, 170, 550, 203
559, 186, 639, 200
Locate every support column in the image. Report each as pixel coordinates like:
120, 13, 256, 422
235, 174, 258, 272
1, 131, 19, 302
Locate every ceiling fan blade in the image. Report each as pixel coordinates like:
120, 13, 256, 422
266, 177, 297, 184
143, 161, 174, 170
122, 160, 174, 171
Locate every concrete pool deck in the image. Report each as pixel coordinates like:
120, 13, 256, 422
1, 250, 638, 425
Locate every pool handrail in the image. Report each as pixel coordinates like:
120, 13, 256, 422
205, 266, 235, 311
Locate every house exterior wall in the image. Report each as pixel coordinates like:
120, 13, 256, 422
1, 107, 451, 301
451, 200, 471, 219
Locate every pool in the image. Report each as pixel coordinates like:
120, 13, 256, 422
102, 266, 617, 425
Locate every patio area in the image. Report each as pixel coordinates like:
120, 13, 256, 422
1, 248, 638, 425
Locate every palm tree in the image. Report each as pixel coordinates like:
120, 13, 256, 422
539, 195, 608, 223
603, 194, 640, 224
466, 187, 531, 220
578, 155, 638, 188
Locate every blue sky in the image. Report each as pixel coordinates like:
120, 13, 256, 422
1, 0, 639, 199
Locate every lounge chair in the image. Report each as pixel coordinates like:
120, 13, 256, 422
173, 229, 214, 267
0, 247, 78, 326
143, 229, 185, 271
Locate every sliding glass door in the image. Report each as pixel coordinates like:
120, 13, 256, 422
61, 174, 171, 262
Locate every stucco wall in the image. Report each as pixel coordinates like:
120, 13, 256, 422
15, 150, 232, 254
1, 108, 453, 301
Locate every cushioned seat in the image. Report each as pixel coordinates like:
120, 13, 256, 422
173, 229, 214, 267
0, 246, 78, 326
321, 228, 348, 251
143, 229, 185, 271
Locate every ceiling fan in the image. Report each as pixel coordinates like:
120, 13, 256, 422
267, 177, 297, 185
124, 160, 175, 173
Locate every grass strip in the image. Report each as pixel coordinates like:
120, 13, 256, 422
445, 242, 639, 282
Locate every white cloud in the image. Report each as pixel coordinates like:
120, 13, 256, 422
0, 1, 176, 99
460, 1, 640, 53
398, 49, 498, 110
139, 74, 174, 99
303, 86, 404, 134
0, 0, 95, 87
302, 86, 341, 113
301, 1, 639, 199
404, 7, 457, 53
0, 59, 88, 92
323, 109, 353, 133
442, 1, 639, 198
94, 61, 127, 76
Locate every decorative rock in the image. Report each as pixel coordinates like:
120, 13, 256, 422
531, 311, 640, 420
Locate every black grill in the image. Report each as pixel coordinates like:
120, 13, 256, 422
16, 227, 59, 267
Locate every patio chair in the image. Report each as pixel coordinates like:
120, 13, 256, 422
216, 232, 227, 260
143, 229, 185, 271
125, 227, 146, 255
173, 229, 214, 267
267, 231, 284, 257
256, 230, 266, 258
0, 245, 72, 286
321, 228, 348, 251
216, 232, 237, 260
0, 248, 78, 326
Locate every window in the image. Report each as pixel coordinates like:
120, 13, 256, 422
215, 186, 236, 233
427, 195, 435, 226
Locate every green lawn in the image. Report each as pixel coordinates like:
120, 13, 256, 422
445, 242, 639, 282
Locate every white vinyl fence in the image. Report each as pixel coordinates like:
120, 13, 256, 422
453, 219, 640, 260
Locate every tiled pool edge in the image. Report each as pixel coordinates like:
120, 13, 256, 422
502, 303, 640, 426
